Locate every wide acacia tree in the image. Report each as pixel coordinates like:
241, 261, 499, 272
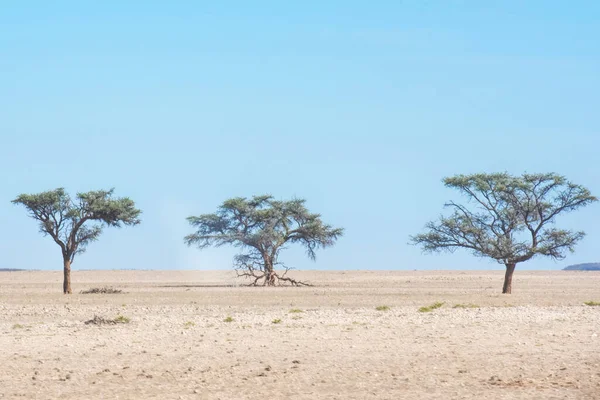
185, 195, 343, 286
411, 173, 596, 294
13, 188, 141, 294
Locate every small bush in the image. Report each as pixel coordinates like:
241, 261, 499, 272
114, 315, 130, 323
272, 319, 282, 324
375, 305, 390, 311
184, 321, 196, 328
418, 302, 444, 313
453, 303, 480, 309
289, 309, 303, 313
584, 301, 600, 306
12, 324, 24, 329
223, 316, 234, 323
85, 315, 130, 325
80, 287, 123, 294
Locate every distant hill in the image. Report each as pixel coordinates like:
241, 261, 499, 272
0, 268, 25, 272
563, 263, 600, 271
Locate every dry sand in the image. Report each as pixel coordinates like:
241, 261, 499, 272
1, 270, 599, 399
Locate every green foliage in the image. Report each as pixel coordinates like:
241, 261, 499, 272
185, 195, 343, 286
375, 305, 390, 311
418, 302, 445, 313
411, 173, 596, 266
272, 319, 282, 324
114, 315, 130, 324
223, 316, 234, 323
12, 324, 24, 329
12, 188, 141, 263
289, 309, 303, 313
183, 321, 196, 328
583, 301, 600, 306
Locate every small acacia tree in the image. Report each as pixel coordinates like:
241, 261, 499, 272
185, 195, 343, 286
12, 188, 141, 294
411, 173, 597, 294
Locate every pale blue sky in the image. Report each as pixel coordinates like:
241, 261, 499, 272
1, 1, 598, 271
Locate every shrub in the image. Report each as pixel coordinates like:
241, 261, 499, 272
418, 302, 444, 313
85, 315, 130, 325
80, 287, 123, 294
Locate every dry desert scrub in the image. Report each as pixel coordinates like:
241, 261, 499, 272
85, 315, 131, 325
418, 302, 445, 313
80, 287, 123, 294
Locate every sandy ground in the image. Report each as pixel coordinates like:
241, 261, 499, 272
0, 270, 599, 400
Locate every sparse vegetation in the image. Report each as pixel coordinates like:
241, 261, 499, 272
375, 305, 390, 311
223, 316, 234, 323
183, 321, 196, 328
584, 300, 600, 306
272, 319, 282, 324
85, 315, 131, 325
289, 309, 303, 313
80, 287, 123, 294
114, 315, 130, 323
453, 303, 480, 309
418, 302, 445, 313
12, 323, 25, 329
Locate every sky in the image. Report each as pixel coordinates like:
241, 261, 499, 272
1, 1, 599, 272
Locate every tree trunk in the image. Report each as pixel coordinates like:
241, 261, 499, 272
502, 263, 516, 294
63, 257, 72, 294
262, 254, 276, 286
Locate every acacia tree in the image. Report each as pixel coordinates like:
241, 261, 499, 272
12, 188, 141, 294
411, 173, 597, 294
185, 195, 343, 286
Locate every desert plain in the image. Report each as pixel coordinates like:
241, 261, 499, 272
0, 270, 599, 400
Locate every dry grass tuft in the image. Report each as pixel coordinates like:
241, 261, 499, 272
418, 302, 445, 313
583, 300, 600, 306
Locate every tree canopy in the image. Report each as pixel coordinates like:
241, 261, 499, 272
13, 188, 141, 293
411, 172, 597, 293
185, 195, 343, 285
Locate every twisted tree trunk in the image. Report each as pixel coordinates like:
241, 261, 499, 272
263, 255, 276, 286
502, 263, 516, 294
